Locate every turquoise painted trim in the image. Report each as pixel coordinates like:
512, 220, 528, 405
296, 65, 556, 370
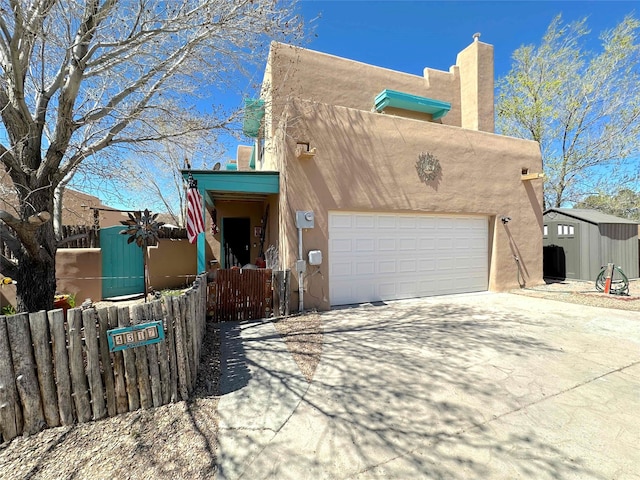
249, 145, 256, 169
243, 98, 265, 138
197, 231, 205, 273
374, 89, 451, 120
225, 162, 238, 171
181, 170, 279, 195
197, 185, 206, 273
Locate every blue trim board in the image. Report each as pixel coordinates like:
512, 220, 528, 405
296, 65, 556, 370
181, 170, 279, 195
197, 231, 206, 273
374, 89, 451, 120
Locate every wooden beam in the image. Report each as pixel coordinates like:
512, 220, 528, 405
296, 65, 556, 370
521, 172, 545, 181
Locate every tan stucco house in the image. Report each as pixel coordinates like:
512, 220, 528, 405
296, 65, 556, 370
184, 37, 544, 311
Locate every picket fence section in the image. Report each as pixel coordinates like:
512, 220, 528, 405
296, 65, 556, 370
0, 274, 207, 442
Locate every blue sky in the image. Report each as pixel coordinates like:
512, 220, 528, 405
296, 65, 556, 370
297, 1, 637, 83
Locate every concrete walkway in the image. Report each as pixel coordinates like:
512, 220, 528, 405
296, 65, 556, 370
216, 293, 640, 479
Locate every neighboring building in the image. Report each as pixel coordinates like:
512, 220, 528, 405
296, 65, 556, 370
0, 174, 126, 228
543, 208, 639, 281
184, 37, 544, 310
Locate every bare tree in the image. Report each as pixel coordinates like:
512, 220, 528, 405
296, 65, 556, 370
497, 14, 640, 208
0, 0, 306, 312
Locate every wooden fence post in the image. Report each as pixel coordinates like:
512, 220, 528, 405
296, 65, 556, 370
83, 309, 107, 420
107, 306, 128, 414
6, 313, 46, 434
143, 302, 162, 408
28, 311, 60, 427
153, 300, 171, 405
68, 308, 92, 423
164, 297, 179, 403
130, 304, 152, 409
118, 306, 139, 412
48, 309, 74, 425
172, 296, 189, 401
97, 307, 116, 417
0, 316, 22, 441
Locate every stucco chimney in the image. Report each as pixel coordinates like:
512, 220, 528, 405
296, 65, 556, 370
455, 36, 494, 133
236, 145, 253, 171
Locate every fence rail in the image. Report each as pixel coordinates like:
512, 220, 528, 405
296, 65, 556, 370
0, 225, 189, 258
0, 274, 207, 443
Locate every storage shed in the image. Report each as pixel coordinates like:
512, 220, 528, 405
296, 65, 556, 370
543, 208, 639, 281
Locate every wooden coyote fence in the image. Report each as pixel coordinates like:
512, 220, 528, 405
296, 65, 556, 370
0, 274, 207, 443
209, 268, 273, 321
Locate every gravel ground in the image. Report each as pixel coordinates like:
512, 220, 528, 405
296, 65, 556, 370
511, 278, 640, 311
0, 314, 321, 480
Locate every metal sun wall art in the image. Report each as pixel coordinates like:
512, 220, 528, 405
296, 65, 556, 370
416, 152, 441, 183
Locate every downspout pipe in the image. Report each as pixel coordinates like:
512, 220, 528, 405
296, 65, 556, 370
298, 226, 304, 313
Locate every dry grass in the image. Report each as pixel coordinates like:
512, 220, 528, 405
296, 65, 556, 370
272, 313, 323, 382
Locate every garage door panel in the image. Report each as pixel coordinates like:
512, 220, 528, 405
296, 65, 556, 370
417, 259, 436, 272
330, 214, 353, 229
331, 262, 352, 276
399, 238, 416, 250
356, 238, 375, 251
378, 238, 396, 250
378, 216, 397, 229
331, 238, 352, 253
354, 214, 375, 228
329, 212, 488, 305
398, 260, 417, 273
418, 238, 436, 250
378, 260, 397, 273
355, 261, 375, 275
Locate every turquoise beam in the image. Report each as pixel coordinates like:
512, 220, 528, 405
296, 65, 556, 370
181, 170, 279, 195
374, 89, 451, 120
197, 185, 206, 273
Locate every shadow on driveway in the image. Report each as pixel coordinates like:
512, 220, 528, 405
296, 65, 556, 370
216, 294, 638, 479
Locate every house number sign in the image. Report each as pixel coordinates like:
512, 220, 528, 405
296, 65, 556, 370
107, 321, 165, 352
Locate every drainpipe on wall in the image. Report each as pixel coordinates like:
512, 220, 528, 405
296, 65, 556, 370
294, 211, 314, 314
297, 226, 305, 313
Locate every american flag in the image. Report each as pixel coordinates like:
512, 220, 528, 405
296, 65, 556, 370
186, 182, 205, 244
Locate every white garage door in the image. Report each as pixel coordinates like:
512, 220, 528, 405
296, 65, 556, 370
329, 212, 488, 305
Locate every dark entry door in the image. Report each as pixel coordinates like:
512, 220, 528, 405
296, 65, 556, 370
223, 218, 250, 268
544, 222, 581, 279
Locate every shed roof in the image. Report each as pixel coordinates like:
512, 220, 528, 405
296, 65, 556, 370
544, 208, 639, 225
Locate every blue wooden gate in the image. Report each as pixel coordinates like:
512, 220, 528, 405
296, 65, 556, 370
101, 226, 144, 298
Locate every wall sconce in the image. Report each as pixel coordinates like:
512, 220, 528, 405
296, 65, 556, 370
501, 216, 512, 224
296, 142, 316, 159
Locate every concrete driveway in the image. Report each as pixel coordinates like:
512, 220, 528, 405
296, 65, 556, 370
215, 293, 640, 479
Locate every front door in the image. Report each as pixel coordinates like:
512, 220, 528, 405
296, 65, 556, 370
223, 218, 250, 268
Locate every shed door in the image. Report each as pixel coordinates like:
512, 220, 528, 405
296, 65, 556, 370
544, 222, 580, 279
329, 212, 488, 306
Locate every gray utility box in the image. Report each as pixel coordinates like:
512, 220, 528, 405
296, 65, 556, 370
296, 211, 315, 229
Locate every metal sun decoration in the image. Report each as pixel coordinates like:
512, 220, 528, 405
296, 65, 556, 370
416, 152, 441, 183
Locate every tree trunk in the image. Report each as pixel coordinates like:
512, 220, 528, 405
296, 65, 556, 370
14, 188, 57, 313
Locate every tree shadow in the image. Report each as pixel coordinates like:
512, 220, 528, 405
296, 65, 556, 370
215, 296, 613, 479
